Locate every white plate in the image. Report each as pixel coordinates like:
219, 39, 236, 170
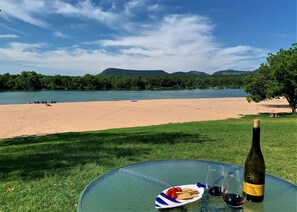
155, 184, 204, 209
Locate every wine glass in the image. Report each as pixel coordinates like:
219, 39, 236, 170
223, 170, 246, 208
205, 165, 226, 197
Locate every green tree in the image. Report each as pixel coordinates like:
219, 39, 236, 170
244, 43, 297, 113
19, 71, 42, 89
82, 74, 96, 90
0, 73, 11, 89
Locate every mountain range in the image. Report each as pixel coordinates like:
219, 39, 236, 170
100, 68, 253, 77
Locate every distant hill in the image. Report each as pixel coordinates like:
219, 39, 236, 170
100, 68, 252, 77
100, 68, 168, 77
212, 69, 251, 75
101, 68, 210, 77
171, 71, 209, 76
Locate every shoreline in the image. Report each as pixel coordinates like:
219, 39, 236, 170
0, 97, 289, 139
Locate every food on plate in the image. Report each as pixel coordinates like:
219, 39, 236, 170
165, 187, 199, 200
177, 193, 192, 200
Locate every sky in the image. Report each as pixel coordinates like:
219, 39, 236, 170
0, 0, 296, 76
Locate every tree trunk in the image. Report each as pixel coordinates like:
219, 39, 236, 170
287, 98, 296, 114
285, 97, 296, 114
292, 103, 296, 114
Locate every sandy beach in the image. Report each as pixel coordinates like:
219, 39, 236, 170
0, 97, 290, 139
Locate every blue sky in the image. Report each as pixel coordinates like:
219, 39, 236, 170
0, 0, 296, 75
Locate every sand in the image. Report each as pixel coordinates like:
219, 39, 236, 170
0, 97, 290, 139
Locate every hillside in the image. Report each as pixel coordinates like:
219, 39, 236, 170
100, 68, 168, 77
170, 71, 209, 76
212, 69, 251, 75
100, 68, 252, 77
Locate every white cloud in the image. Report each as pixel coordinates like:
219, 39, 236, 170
0, 34, 19, 39
123, 0, 161, 17
216, 46, 254, 56
124, 0, 146, 15
53, 0, 119, 26
0, 14, 268, 75
98, 14, 267, 72
100, 15, 215, 55
147, 4, 161, 12
0, 0, 49, 28
53, 31, 70, 38
0, 0, 121, 29
0, 42, 48, 63
0, 0, 269, 74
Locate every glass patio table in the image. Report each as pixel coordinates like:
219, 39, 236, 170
78, 160, 297, 212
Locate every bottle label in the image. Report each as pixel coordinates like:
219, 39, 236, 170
243, 181, 264, 196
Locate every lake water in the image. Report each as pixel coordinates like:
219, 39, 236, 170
0, 89, 248, 105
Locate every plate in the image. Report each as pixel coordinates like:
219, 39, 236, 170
155, 184, 205, 209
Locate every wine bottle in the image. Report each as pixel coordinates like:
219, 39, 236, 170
243, 119, 265, 202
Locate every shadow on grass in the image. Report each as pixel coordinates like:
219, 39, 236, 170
263, 104, 290, 109
0, 131, 208, 180
259, 112, 293, 117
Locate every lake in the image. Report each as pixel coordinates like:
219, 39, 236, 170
0, 89, 248, 105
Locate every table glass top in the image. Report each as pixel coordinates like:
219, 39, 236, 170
78, 160, 297, 212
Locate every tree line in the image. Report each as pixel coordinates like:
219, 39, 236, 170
0, 71, 247, 91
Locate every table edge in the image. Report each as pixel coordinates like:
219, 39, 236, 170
77, 159, 297, 211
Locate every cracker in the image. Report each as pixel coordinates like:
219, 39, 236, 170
189, 190, 198, 194
181, 188, 192, 192
176, 187, 199, 200
176, 191, 187, 195
177, 193, 192, 200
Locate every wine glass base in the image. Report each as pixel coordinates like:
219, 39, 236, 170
226, 204, 244, 208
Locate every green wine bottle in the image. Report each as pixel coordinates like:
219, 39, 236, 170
243, 119, 265, 202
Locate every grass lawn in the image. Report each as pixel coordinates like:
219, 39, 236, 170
0, 114, 296, 211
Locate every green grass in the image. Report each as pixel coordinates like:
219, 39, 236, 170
0, 114, 296, 211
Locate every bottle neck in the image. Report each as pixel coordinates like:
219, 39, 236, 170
252, 128, 261, 148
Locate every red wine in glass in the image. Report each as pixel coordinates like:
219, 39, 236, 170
205, 165, 226, 197
223, 170, 246, 207
223, 193, 245, 207
208, 186, 225, 196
